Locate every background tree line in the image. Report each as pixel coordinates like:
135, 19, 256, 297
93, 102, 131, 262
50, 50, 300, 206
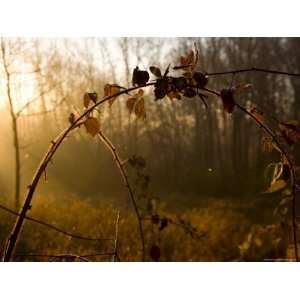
0, 37, 299, 209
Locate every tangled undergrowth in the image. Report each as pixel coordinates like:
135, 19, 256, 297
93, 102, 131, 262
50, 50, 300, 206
0, 194, 294, 261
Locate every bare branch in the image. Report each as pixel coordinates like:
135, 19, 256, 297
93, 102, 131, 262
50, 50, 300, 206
0, 203, 113, 242
18, 96, 67, 118
207, 67, 300, 77
142, 216, 206, 240
14, 253, 90, 262
16, 84, 65, 117
98, 131, 146, 261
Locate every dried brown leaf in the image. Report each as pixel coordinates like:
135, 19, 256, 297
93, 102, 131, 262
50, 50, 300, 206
279, 122, 300, 145
132, 67, 149, 86
83, 93, 90, 108
104, 84, 121, 107
134, 98, 146, 119
220, 89, 235, 113
126, 97, 137, 114
264, 179, 287, 194
149, 66, 162, 78
83, 92, 97, 108
84, 117, 100, 137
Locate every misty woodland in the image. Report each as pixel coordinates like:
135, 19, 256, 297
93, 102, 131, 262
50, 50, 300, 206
0, 37, 300, 261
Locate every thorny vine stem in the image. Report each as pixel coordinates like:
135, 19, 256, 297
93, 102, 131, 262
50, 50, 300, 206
142, 216, 206, 240
2, 83, 155, 262
235, 103, 299, 262
200, 87, 299, 261
195, 82, 298, 262
98, 131, 145, 261
207, 67, 300, 77
207, 78, 299, 261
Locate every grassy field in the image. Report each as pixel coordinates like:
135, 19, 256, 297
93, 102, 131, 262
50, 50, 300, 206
0, 193, 293, 261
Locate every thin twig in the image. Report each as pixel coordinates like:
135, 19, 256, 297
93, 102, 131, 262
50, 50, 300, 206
18, 97, 67, 117
207, 67, 300, 77
142, 216, 206, 240
112, 211, 120, 262
16, 251, 120, 261
16, 84, 65, 117
0, 203, 113, 242
14, 253, 90, 262
80, 252, 116, 258
98, 131, 146, 261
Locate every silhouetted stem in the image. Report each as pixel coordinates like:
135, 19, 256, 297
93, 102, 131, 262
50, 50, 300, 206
235, 103, 298, 262
0, 203, 112, 242
112, 211, 120, 262
14, 253, 90, 262
199, 88, 299, 261
207, 67, 300, 77
142, 216, 206, 239
98, 131, 146, 261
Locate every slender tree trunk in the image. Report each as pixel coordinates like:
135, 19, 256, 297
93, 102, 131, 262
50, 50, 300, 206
1, 39, 21, 210
12, 116, 21, 210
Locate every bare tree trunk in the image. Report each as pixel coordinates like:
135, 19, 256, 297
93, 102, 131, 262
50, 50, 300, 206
1, 39, 21, 210
11, 116, 21, 210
